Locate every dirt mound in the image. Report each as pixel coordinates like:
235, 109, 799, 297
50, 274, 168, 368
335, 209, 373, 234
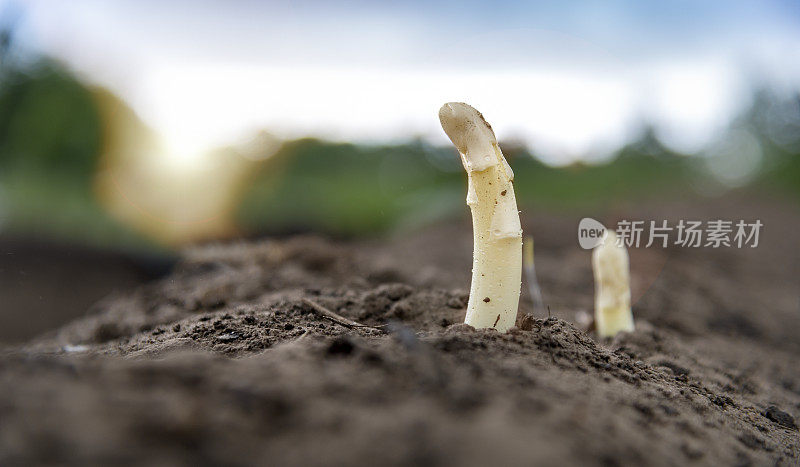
2, 201, 799, 466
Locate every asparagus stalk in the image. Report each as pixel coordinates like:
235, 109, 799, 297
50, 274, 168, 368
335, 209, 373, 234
523, 235, 545, 313
592, 231, 634, 337
439, 102, 522, 332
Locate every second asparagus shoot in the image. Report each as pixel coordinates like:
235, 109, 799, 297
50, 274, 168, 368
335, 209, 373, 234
592, 231, 635, 337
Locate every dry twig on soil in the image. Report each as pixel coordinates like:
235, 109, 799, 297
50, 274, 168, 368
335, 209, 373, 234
302, 298, 387, 332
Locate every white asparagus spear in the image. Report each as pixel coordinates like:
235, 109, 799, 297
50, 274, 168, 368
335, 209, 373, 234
592, 231, 634, 337
523, 235, 545, 313
439, 102, 522, 332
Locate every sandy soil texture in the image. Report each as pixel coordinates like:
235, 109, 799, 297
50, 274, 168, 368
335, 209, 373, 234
1, 197, 799, 466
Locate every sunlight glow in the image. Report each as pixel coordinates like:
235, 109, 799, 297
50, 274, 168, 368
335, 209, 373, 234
127, 61, 747, 165
134, 64, 638, 165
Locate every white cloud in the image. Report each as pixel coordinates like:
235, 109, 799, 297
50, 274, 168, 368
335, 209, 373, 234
13, 0, 800, 165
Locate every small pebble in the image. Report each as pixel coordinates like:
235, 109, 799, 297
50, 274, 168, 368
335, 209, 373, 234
216, 333, 240, 342
764, 406, 797, 430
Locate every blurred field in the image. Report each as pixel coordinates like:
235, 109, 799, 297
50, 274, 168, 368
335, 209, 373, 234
1, 53, 799, 342
2, 59, 799, 248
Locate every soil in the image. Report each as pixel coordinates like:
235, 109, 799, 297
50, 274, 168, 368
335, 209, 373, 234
0, 238, 175, 343
1, 195, 799, 466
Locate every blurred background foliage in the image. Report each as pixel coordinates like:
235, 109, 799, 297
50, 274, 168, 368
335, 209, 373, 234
1, 44, 799, 250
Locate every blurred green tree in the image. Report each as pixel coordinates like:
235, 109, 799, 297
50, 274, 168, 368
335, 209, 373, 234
0, 58, 101, 184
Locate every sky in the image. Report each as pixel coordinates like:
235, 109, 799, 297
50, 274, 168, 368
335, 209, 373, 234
7, 0, 800, 165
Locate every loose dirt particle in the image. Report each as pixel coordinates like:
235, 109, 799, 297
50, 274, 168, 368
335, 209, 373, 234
764, 406, 797, 430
